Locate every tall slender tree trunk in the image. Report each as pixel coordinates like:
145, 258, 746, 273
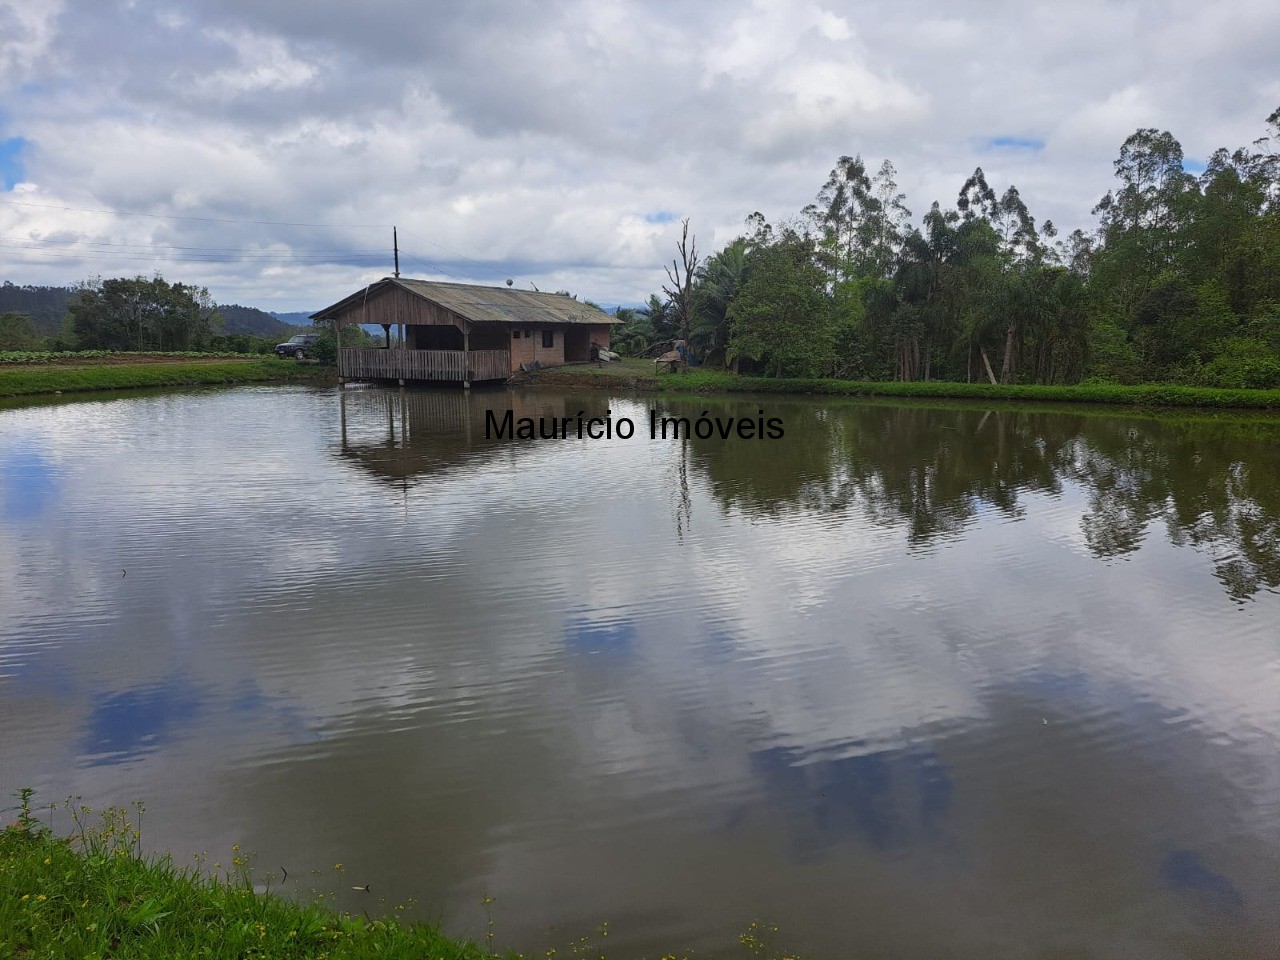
999, 321, 1017, 384
980, 346, 998, 385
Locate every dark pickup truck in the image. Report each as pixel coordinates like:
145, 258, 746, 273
275, 334, 319, 359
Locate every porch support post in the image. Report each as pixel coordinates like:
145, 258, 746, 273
462, 325, 470, 389
334, 316, 344, 381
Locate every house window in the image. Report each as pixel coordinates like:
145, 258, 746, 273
512, 330, 521, 339
542, 330, 554, 348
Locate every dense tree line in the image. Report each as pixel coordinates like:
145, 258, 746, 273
64, 276, 220, 351
0, 277, 313, 351
617, 110, 1280, 388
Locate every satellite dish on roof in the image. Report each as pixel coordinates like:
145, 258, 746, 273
506, 279, 513, 286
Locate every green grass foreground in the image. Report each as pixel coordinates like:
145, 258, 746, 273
655, 368, 1280, 409
1, 799, 503, 960
0, 359, 327, 397
2, 794, 800, 960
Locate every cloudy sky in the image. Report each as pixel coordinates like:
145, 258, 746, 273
1, 0, 1278, 311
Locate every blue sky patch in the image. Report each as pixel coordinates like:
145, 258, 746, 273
0, 137, 28, 190
1160, 849, 1244, 910
82, 677, 204, 765
1185, 159, 1207, 175
645, 211, 675, 223
0, 443, 59, 522
985, 136, 1045, 152
565, 614, 636, 656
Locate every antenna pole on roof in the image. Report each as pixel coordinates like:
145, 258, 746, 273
393, 226, 400, 278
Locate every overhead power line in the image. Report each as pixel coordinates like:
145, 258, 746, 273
1, 199, 539, 287
0, 197, 385, 228
396, 250, 471, 282
397, 226, 532, 288
1, 247, 388, 265
2, 234, 386, 254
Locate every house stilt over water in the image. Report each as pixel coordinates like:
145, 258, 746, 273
311, 278, 618, 386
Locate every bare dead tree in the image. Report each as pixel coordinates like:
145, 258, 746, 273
662, 219, 700, 373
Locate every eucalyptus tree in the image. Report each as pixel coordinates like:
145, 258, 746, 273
1091, 129, 1198, 320
865, 160, 912, 278
992, 185, 1046, 381
805, 155, 872, 283
957, 167, 999, 222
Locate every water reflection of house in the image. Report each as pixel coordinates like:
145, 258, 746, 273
312, 278, 618, 386
335, 388, 608, 486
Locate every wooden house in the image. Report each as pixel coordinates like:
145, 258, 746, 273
311, 278, 618, 385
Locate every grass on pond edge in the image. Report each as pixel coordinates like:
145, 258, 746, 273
0, 359, 329, 397
7, 355, 1277, 411
525, 362, 1280, 409
2, 794, 796, 960
1, 795, 515, 960
657, 370, 1280, 409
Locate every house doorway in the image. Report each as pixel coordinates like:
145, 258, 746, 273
564, 326, 590, 362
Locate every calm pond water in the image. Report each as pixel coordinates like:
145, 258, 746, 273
2, 384, 1279, 958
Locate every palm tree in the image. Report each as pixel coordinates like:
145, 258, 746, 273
692, 238, 750, 366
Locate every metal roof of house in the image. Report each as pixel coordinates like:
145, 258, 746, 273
312, 278, 619, 325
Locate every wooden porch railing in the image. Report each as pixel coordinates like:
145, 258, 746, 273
339, 348, 510, 382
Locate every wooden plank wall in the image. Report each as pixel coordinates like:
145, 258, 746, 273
338, 286, 470, 330
339, 348, 510, 382
469, 349, 511, 381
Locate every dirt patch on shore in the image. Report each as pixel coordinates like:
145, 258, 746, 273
509, 358, 660, 391
512, 368, 661, 391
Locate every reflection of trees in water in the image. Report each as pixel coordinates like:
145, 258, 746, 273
680, 398, 1280, 600
1073, 418, 1280, 600
684, 402, 1075, 546
833, 407, 1076, 546
673, 439, 693, 540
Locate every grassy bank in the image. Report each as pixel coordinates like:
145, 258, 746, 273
657, 370, 1280, 408
2, 794, 800, 960
520, 361, 1280, 408
1, 797, 502, 960
0, 359, 328, 397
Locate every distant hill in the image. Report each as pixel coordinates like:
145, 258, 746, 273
270, 310, 316, 327
216, 304, 309, 337
0, 282, 74, 335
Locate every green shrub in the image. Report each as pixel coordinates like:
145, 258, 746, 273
1197, 338, 1280, 389
208, 334, 276, 355
1084, 318, 1146, 384
312, 331, 338, 366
